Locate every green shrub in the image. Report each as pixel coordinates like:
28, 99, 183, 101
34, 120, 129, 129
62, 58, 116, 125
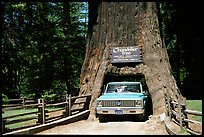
2, 93, 9, 104
42, 89, 57, 102
42, 80, 67, 102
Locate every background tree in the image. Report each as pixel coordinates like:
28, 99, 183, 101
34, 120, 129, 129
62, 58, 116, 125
2, 1, 202, 106
159, 2, 202, 99
174, 2, 202, 99
2, 2, 88, 101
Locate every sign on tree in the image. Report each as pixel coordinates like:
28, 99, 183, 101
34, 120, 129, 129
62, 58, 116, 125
110, 46, 142, 63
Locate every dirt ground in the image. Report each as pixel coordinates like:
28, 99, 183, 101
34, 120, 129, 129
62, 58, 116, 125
36, 115, 168, 135
34, 109, 202, 135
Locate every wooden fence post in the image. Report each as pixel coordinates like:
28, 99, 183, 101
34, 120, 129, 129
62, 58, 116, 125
68, 94, 72, 116
177, 98, 183, 129
37, 99, 41, 124
2, 110, 5, 133
42, 99, 45, 124
22, 97, 26, 109
167, 95, 172, 121
181, 97, 189, 128
22, 97, 26, 106
84, 95, 91, 110
37, 99, 46, 124
65, 94, 69, 117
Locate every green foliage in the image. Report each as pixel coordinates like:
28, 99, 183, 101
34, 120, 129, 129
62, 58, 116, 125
2, 2, 88, 98
2, 93, 9, 104
42, 80, 67, 102
159, 2, 202, 98
42, 89, 57, 102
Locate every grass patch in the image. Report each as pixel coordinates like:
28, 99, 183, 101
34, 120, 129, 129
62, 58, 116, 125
2, 108, 38, 130
186, 100, 202, 112
177, 127, 191, 135
174, 100, 202, 135
186, 100, 202, 122
2, 108, 38, 118
2, 107, 64, 131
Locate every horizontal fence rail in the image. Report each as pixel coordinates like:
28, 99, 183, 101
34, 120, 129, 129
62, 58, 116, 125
2, 94, 92, 134
3, 98, 37, 107
2, 103, 39, 133
165, 94, 202, 135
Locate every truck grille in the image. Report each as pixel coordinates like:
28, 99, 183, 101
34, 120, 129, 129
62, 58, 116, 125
101, 100, 142, 107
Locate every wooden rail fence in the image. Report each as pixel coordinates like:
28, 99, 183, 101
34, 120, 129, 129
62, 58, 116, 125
3, 97, 37, 108
2, 94, 91, 134
165, 94, 202, 135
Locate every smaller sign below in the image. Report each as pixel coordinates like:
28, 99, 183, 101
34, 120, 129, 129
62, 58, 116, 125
110, 46, 142, 63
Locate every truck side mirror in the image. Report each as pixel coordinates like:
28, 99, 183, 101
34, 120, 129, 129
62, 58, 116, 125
142, 91, 148, 96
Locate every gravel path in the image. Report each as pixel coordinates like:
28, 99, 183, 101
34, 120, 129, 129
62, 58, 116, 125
36, 115, 168, 135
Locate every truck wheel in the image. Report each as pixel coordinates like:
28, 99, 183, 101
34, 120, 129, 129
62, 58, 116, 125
98, 115, 104, 122
138, 114, 144, 121
138, 113, 146, 122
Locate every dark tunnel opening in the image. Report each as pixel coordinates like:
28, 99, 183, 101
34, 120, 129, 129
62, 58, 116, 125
99, 73, 153, 122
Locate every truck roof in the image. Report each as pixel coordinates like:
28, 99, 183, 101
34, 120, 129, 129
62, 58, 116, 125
107, 82, 141, 84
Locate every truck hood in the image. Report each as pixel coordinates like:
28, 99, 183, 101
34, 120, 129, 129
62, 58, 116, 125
97, 93, 146, 100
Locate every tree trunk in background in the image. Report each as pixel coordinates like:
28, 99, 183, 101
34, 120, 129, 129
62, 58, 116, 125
63, 2, 73, 95
174, 2, 202, 99
79, 2, 183, 120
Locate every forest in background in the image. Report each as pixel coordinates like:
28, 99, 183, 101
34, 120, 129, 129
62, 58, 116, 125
2, 2, 202, 103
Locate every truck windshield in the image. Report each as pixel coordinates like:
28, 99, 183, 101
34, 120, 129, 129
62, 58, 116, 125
106, 83, 141, 93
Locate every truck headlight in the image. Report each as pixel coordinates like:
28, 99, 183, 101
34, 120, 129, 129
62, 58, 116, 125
97, 101, 102, 107
135, 100, 142, 107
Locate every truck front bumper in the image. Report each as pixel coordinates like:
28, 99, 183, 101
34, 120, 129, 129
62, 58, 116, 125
96, 107, 144, 115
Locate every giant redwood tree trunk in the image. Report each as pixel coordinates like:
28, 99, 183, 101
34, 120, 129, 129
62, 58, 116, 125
79, 2, 183, 120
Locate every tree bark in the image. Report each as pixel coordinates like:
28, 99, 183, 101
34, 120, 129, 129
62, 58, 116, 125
79, 2, 183, 120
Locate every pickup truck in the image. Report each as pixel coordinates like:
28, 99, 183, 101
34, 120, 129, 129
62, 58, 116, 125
96, 81, 148, 122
